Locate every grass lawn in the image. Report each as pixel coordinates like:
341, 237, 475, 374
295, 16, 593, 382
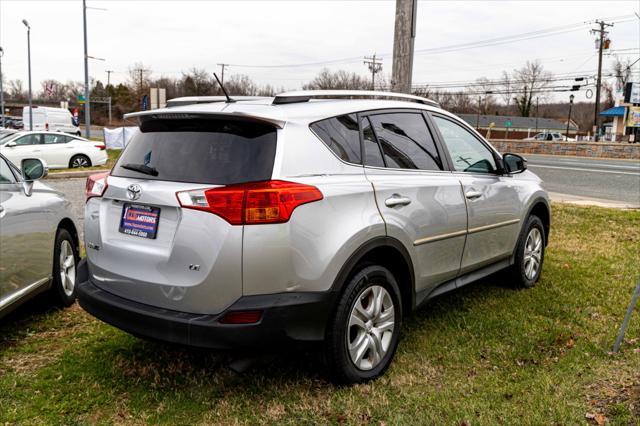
48, 149, 121, 173
1, 204, 638, 424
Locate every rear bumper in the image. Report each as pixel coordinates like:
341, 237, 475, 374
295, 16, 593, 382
76, 259, 335, 349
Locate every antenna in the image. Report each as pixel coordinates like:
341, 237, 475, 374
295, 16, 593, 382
213, 72, 235, 103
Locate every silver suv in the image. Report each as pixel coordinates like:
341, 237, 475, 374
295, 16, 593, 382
77, 90, 550, 384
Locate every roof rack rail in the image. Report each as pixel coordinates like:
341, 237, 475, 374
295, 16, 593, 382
166, 96, 269, 108
272, 90, 440, 108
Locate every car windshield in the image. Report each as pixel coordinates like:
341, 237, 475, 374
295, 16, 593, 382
0, 132, 18, 145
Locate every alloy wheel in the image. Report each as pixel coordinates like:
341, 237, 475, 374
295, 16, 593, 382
72, 157, 89, 168
523, 227, 543, 280
59, 240, 76, 296
347, 284, 395, 371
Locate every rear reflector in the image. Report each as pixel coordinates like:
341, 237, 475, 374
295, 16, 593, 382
85, 171, 109, 201
176, 180, 323, 225
219, 310, 263, 324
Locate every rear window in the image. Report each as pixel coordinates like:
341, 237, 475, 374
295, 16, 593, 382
112, 118, 277, 185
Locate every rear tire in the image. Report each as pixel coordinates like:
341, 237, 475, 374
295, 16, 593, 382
324, 264, 402, 384
49, 228, 79, 307
69, 154, 91, 168
508, 215, 546, 288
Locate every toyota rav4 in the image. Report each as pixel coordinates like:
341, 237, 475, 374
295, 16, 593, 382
77, 90, 550, 384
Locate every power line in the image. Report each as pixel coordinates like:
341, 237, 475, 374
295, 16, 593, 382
223, 15, 636, 70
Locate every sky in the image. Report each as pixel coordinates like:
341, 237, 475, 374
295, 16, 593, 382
1, 0, 639, 103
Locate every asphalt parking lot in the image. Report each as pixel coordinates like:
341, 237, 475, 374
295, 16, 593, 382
46, 178, 86, 239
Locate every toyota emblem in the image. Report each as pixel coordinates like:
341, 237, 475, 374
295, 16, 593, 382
126, 184, 142, 200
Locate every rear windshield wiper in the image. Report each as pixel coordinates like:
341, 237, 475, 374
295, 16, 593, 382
121, 163, 159, 176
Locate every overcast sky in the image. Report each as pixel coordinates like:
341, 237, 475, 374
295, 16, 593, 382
1, 0, 639, 102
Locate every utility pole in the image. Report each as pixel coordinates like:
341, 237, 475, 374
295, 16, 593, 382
535, 96, 539, 132
217, 63, 228, 85
22, 20, 33, 131
0, 46, 4, 128
476, 96, 481, 129
364, 54, 383, 90
82, 0, 91, 139
133, 66, 149, 107
391, 0, 417, 93
591, 19, 613, 141
106, 70, 113, 87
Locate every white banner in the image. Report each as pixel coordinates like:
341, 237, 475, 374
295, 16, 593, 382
103, 126, 140, 150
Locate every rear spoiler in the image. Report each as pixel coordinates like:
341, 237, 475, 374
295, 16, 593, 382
123, 110, 286, 129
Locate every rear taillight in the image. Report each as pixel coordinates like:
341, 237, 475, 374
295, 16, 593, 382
45, 123, 49, 131
85, 172, 109, 201
94, 143, 106, 150
176, 180, 323, 225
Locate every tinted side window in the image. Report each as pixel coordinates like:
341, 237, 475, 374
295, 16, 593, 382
369, 113, 442, 171
15, 134, 42, 146
432, 116, 497, 173
361, 117, 384, 167
43, 134, 70, 144
310, 114, 361, 164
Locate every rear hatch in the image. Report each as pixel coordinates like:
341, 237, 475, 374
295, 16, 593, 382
84, 117, 277, 315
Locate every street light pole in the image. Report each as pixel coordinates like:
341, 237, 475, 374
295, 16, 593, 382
22, 20, 33, 131
0, 47, 5, 128
83, 0, 91, 139
565, 94, 575, 141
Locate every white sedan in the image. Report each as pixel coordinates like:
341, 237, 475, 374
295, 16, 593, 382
0, 131, 108, 169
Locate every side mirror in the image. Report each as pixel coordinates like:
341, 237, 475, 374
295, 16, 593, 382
502, 153, 527, 174
5, 141, 16, 148
21, 158, 48, 181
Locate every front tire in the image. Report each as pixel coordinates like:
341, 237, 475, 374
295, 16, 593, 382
325, 265, 402, 384
69, 154, 91, 168
50, 228, 79, 307
509, 215, 545, 288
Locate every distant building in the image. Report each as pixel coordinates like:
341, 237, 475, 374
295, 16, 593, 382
456, 113, 578, 140
599, 82, 640, 142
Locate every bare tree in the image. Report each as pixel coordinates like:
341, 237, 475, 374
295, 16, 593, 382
500, 71, 514, 109
512, 60, 552, 117
180, 68, 215, 96
303, 69, 370, 90
467, 77, 497, 114
224, 74, 258, 96
127, 62, 152, 95
8, 79, 26, 100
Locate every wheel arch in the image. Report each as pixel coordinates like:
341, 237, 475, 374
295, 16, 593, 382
526, 197, 551, 245
57, 217, 80, 252
331, 236, 416, 315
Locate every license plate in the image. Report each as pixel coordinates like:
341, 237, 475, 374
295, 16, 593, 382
119, 204, 161, 239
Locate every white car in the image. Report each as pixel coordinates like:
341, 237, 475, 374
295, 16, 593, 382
22, 106, 81, 136
0, 131, 107, 169
526, 132, 573, 142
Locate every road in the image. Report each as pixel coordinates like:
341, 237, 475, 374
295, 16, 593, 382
525, 154, 640, 206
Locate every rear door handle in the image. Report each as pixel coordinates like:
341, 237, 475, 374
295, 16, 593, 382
385, 194, 412, 207
465, 190, 483, 200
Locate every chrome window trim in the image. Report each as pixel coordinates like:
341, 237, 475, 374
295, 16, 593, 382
413, 218, 520, 246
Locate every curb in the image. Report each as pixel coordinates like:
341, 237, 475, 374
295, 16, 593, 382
549, 192, 640, 210
45, 170, 107, 180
